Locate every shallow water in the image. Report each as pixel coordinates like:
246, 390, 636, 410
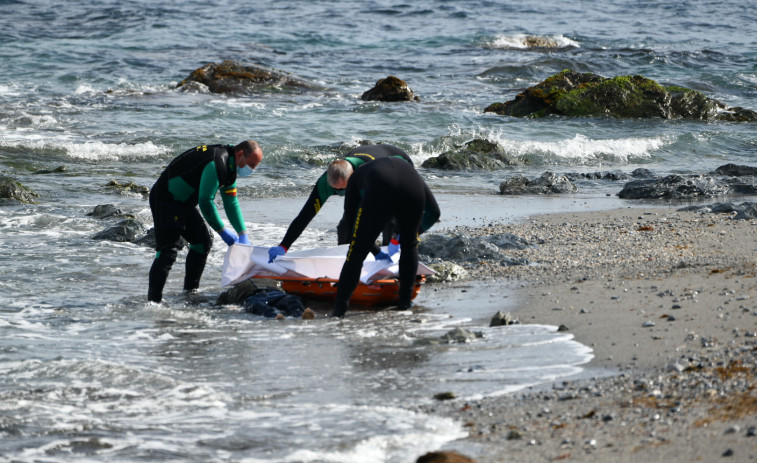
2, 0, 756, 460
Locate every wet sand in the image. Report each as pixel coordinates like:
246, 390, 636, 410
417, 207, 757, 462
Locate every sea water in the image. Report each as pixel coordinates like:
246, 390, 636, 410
1, 0, 756, 461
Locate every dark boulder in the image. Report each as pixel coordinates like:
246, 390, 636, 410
499, 172, 577, 195
419, 233, 531, 266
0, 175, 39, 204
92, 219, 145, 242
421, 139, 520, 170
361, 76, 419, 102
485, 69, 757, 121
416, 450, 478, 463
88, 204, 129, 220
618, 175, 729, 199
177, 60, 319, 95
712, 164, 757, 177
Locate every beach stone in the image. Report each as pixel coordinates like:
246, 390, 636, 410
0, 175, 39, 204
433, 392, 456, 401
421, 139, 519, 170
490, 311, 519, 327
484, 69, 757, 121
92, 219, 145, 242
427, 261, 469, 282
499, 172, 577, 195
361, 75, 419, 102
177, 60, 319, 95
419, 233, 531, 265
416, 450, 478, 463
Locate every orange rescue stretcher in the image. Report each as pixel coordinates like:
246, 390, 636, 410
253, 275, 424, 306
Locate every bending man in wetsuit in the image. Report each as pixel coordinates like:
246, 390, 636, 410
148, 140, 263, 303
267, 144, 412, 263
331, 156, 440, 317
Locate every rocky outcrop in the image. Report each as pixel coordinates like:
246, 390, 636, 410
361, 75, 419, 102
92, 219, 146, 242
485, 69, 757, 121
419, 233, 531, 266
177, 60, 319, 94
421, 139, 520, 170
618, 168, 757, 200
499, 172, 577, 194
679, 201, 757, 220
0, 175, 39, 204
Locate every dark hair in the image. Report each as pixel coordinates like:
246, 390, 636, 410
235, 140, 261, 156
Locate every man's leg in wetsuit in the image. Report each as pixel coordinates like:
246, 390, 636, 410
148, 196, 183, 303
182, 208, 212, 293
332, 198, 391, 317
394, 182, 425, 309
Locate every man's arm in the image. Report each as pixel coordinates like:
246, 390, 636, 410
197, 162, 226, 231
278, 173, 333, 249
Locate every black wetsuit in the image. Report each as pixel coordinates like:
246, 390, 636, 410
148, 144, 246, 302
332, 156, 441, 317
278, 144, 413, 251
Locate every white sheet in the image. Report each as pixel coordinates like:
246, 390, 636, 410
221, 244, 434, 287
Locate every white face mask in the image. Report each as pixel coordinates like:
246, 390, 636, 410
237, 164, 254, 178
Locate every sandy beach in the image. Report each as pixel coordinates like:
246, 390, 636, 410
416, 206, 757, 462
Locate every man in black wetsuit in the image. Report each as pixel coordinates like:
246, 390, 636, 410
267, 144, 413, 263
331, 156, 440, 317
147, 140, 263, 303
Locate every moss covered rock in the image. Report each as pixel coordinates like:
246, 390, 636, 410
485, 69, 757, 121
0, 175, 39, 204
177, 60, 319, 94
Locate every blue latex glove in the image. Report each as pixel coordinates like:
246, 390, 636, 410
387, 237, 400, 256
218, 227, 238, 246
237, 233, 250, 245
375, 251, 392, 261
268, 245, 287, 263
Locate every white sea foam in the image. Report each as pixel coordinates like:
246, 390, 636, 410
504, 133, 665, 163
0, 138, 171, 161
486, 33, 580, 49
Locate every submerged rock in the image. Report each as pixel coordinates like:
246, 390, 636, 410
0, 175, 39, 204
421, 139, 520, 170
485, 69, 757, 121
106, 180, 149, 198
361, 75, 419, 102
33, 165, 67, 175
415, 327, 484, 346
177, 60, 319, 95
